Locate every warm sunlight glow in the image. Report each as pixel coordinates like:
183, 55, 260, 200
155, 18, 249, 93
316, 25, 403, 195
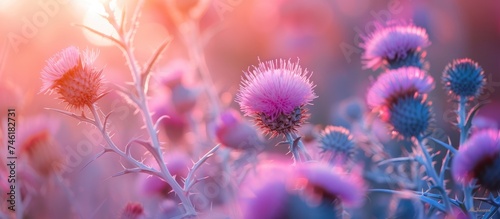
0, 0, 15, 12
77, 0, 120, 46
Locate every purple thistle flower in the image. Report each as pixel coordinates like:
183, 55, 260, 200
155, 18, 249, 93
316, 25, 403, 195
242, 162, 365, 219
292, 162, 366, 207
367, 67, 434, 109
362, 22, 430, 70
149, 92, 189, 143
452, 129, 500, 191
442, 58, 486, 99
237, 59, 317, 137
215, 109, 263, 150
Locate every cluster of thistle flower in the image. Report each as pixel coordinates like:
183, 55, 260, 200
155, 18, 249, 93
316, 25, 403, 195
14, 1, 500, 218
361, 21, 500, 218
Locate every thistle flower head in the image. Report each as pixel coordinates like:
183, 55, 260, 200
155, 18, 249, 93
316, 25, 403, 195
442, 58, 486, 98
338, 98, 365, 122
237, 59, 317, 137
362, 22, 430, 70
158, 59, 192, 89
149, 92, 189, 142
384, 94, 433, 139
40, 46, 103, 109
452, 129, 500, 191
292, 162, 366, 208
319, 126, 355, 162
215, 109, 262, 150
242, 162, 364, 219
367, 67, 434, 109
120, 202, 145, 219
18, 116, 64, 176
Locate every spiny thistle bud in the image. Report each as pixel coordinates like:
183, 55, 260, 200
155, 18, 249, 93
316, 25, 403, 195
171, 84, 199, 112
319, 126, 355, 162
361, 22, 430, 70
367, 67, 434, 109
384, 94, 433, 139
237, 59, 317, 137
442, 58, 486, 99
40, 46, 104, 109
338, 98, 365, 122
215, 109, 262, 150
149, 92, 189, 143
452, 129, 500, 191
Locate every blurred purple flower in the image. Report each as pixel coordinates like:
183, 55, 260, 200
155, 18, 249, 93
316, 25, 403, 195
292, 162, 365, 207
367, 67, 434, 109
120, 202, 145, 219
471, 115, 498, 134
237, 59, 317, 137
157, 59, 193, 89
171, 84, 199, 112
362, 22, 430, 70
215, 109, 263, 150
18, 116, 65, 177
452, 129, 500, 191
242, 162, 365, 219
149, 92, 189, 143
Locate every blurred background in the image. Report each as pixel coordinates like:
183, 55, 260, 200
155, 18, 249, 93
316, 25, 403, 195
1, 0, 500, 218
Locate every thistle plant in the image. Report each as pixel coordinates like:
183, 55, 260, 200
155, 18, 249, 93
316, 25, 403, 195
236, 59, 317, 162
442, 58, 488, 217
9, 1, 496, 218
39, 1, 218, 218
362, 20, 499, 219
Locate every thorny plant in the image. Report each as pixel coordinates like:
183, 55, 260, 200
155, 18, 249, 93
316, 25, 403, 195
45, 1, 221, 218
30, 1, 500, 219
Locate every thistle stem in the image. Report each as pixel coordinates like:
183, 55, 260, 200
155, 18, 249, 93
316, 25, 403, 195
458, 96, 468, 146
285, 132, 311, 163
89, 104, 196, 216
458, 96, 475, 217
416, 137, 451, 213
181, 22, 220, 117
112, 13, 198, 214
285, 132, 302, 163
291, 132, 312, 161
